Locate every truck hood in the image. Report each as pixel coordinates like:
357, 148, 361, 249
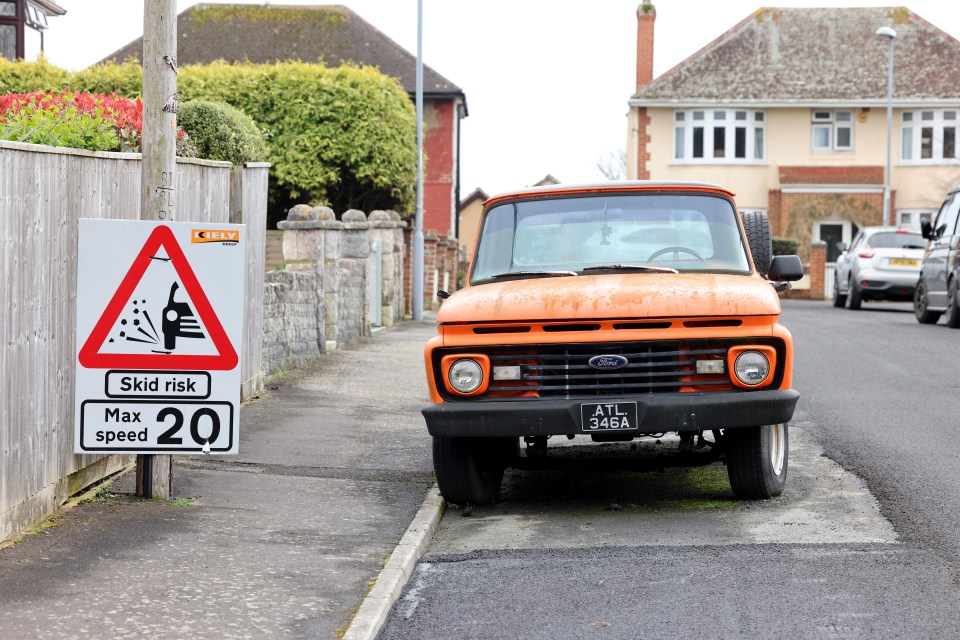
437, 273, 782, 323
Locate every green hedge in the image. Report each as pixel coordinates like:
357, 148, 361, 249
0, 56, 68, 94
772, 237, 799, 256
68, 60, 417, 220
177, 100, 267, 165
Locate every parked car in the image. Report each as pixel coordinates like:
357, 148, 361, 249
915, 186, 960, 325
422, 181, 803, 505
833, 227, 925, 309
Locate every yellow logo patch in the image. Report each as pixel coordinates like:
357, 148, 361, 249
191, 229, 240, 244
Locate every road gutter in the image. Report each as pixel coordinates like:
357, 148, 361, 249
342, 485, 445, 640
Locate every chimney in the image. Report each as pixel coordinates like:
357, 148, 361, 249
636, 3, 656, 91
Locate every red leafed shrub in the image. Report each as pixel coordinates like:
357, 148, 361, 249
0, 91, 195, 155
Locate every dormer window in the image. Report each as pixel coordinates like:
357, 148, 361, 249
673, 109, 765, 164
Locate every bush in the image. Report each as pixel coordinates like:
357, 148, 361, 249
0, 93, 118, 151
177, 100, 267, 165
772, 237, 799, 256
69, 59, 417, 220
0, 55, 68, 94
70, 59, 142, 97
0, 91, 196, 156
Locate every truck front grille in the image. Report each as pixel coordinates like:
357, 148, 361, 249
435, 339, 785, 400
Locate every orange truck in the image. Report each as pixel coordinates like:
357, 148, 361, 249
423, 182, 803, 504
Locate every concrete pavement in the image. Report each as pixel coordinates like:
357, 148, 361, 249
0, 318, 438, 639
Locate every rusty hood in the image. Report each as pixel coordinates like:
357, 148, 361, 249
437, 273, 782, 323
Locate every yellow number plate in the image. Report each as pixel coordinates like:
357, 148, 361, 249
890, 258, 918, 267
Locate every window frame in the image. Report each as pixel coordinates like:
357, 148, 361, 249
672, 109, 766, 164
810, 109, 854, 152
901, 109, 960, 163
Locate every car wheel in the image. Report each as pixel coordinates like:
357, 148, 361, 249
832, 278, 847, 308
945, 278, 960, 328
845, 280, 862, 310
433, 436, 513, 505
725, 424, 788, 499
914, 280, 942, 324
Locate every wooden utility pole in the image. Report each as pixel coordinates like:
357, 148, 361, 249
137, 0, 178, 499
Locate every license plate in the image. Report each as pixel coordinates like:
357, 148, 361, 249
580, 402, 638, 432
890, 258, 918, 267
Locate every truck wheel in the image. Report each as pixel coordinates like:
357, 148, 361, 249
433, 436, 512, 505
914, 280, 941, 324
725, 424, 788, 499
741, 211, 772, 276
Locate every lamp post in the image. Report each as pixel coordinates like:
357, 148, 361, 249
876, 26, 897, 227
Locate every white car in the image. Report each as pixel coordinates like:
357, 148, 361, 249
833, 227, 926, 309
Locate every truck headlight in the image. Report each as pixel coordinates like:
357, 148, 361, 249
733, 351, 770, 386
448, 359, 483, 393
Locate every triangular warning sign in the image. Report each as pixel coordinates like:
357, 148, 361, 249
78, 225, 238, 371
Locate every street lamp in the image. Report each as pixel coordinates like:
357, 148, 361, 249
876, 26, 897, 227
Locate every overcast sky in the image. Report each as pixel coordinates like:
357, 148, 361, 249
39, 0, 960, 198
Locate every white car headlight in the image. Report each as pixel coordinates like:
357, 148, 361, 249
734, 351, 770, 386
448, 359, 483, 393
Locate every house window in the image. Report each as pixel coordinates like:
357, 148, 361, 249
811, 110, 853, 151
901, 109, 960, 162
0, 0, 16, 60
673, 109, 765, 163
897, 209, 935, 231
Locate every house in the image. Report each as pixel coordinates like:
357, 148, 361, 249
627, 4, 960, 264
101, 3, 467, 240
457, 187, 489, 257
0, 0, 65, 60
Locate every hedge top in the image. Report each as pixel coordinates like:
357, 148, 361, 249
100, 3, 465, 101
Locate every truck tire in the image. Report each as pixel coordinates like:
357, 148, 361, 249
725, 424, 788, 499
433, 436, 512, 505
741, 211, 772, 276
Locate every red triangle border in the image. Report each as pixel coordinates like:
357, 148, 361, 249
78, 225, 238, 371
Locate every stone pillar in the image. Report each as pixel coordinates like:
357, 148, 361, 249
424, 230, 439, 311
391, 212, 407, 324
403, 225, 414, 318
340, 209, 372, 342
369, 210, 404, 327
277, 204, 339, 354
809, 241, 827, 300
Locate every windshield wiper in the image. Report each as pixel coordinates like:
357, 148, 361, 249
478, 270, 579, 283
580, 263, 679, 274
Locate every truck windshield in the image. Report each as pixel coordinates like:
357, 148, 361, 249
470, 193, 752, 284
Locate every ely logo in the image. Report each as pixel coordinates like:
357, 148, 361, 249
192, 229, 240, 244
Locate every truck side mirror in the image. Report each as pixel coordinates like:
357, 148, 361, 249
767, 255, 804, 282
921, 220, 933, 239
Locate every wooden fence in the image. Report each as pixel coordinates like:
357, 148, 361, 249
0, 140, 268, 542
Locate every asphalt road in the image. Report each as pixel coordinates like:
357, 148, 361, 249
380, 299, 960, 639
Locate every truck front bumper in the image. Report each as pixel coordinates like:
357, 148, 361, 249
422, 389, 799, 437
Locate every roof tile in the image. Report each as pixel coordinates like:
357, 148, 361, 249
99, 3, 462, 96
635, 7, 960, 102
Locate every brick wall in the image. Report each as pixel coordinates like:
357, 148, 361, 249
635, 108, 652, 181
